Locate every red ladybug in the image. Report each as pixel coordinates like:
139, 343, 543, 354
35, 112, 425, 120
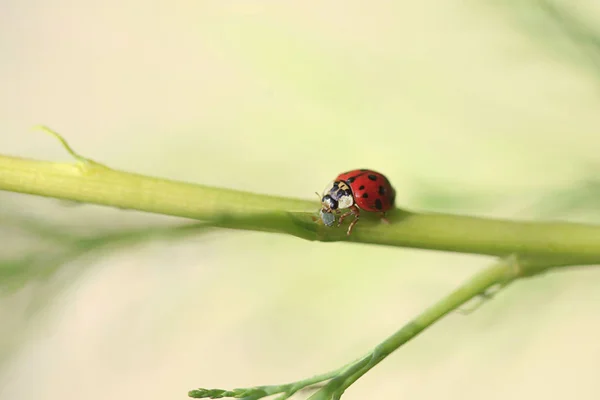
319, 169, 396, 235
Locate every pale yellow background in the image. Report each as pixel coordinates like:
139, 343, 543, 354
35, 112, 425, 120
1, 1, 600, 400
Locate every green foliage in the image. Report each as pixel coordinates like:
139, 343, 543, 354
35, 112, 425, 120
1, 128, 600, 400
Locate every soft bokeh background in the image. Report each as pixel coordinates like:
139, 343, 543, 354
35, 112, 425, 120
1, 1, 600, 399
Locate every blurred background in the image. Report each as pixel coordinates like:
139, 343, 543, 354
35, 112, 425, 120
1, 1, 600, 399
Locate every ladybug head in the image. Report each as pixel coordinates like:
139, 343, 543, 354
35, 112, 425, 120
321, 194, 339, 211
318, 195, 337, 227
314, 191, 334, 227
317, 180, 354, 227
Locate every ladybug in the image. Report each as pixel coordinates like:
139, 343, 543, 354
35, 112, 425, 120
319, 169, 396, 235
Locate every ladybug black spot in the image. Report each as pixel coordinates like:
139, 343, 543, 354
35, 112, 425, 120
375, 199, 383, 210
347, 176, 357, 183
378, 185, 386, 195
362, 193, 369, 199
360, 169, 368, 172
368, 175, 378, 181
358, 185, 365, 190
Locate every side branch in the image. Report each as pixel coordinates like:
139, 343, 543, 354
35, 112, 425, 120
189, 255, 566, 400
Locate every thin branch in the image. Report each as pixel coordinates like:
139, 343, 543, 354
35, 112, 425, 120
307, 256, 520, 399
189, 255, 575, 400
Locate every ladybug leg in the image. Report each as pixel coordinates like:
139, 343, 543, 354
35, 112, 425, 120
346, 216, 360, 235
337, 211, 351, 226
337, 205, 358, 226
380, 212, 390, 224
337, 205, 360, 236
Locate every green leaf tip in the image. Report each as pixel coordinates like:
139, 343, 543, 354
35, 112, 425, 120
188, 387, 265, 399
33, 125, 109, 169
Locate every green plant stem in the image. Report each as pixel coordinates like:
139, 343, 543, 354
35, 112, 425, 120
189, 256, 560, 400
188, 364, 351, 399
3, 152, 600, 261
307, 257, 519, 400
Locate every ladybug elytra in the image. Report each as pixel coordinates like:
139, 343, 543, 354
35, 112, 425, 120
319, 169, 396, 235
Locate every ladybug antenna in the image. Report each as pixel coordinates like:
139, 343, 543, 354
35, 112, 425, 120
315, 192, 322, 202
